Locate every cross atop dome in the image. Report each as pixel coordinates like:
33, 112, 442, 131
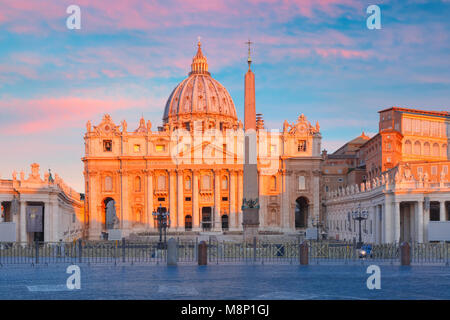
190, 38, 210, 75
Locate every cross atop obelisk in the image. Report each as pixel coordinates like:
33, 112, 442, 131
245, 39, 253, 68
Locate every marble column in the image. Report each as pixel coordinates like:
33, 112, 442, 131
423, 200, 430, 242
169, 170, 177, 228
121, 171, 130, 230
19, 200, 26, 243
281, 171, 289, 230
237, 170, 243, 229
52, 200, 59, 242
394, 201, 401, 243
416, 201, 424, 243
44, 201, 51, 242
214, 170, 221, 231
383, 199, 391, 244
147, 171, 154, 228
229, 170, 236, 230
177, 170, 184, 230
192, 170, 200, 231
440, 201, 446, 221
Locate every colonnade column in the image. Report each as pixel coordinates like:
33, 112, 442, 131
383, 198, 392, 244
177, 170, 184, 231
440, 201, 446, 221
192, 170, 200, 231
169, 170, 177, 228
214, 170, 221, 231
52, 200, 59, 242
373, 206, 378, 244
393, 201, 400, 244
19, 200, 26, 243
44, 201, 51, 242
423, 198, 430, 242
229, 170, 236, 230
416, 200, 424, 243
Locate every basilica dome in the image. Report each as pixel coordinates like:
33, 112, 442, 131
163, 41, 238, 128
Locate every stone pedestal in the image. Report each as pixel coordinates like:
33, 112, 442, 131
242, 207, 259, 241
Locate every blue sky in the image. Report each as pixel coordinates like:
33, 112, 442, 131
0, 0, 449, 191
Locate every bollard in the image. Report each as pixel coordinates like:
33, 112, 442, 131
299, 241, 308, 265
167, 238, 178, 266
400, 242, 411, 266
198, 241, 207, 266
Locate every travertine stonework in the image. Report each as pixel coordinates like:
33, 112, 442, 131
83, 42, 323, 239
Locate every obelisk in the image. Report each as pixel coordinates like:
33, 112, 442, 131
242, 40, 259, 241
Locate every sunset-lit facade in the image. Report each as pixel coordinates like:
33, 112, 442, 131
83, 42, 323, 239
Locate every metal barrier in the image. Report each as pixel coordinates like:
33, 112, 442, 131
0, 240, 448, 265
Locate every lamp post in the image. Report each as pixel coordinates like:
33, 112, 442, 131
152, 204, 170, 249
351, 204, 368, 248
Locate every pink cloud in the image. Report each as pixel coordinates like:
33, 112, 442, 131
0, 0, 363, 34
315, 48, 370, 59
0, 96, 151, 135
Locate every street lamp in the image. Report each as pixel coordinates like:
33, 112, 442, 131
351, 203, 368, 248
152, 204, 170, 249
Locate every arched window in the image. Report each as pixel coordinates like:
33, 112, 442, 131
433, 143, 440, 157
270, 176, 276, 191
442, 144, 447, 158
414, 141, 421, 155
135, 176, 141, 192
405, 140, 412, 154
157, 175, 166, 190
221, 176, 228, 190
185, 176, 191, 190
202, 175, 211, 190
105, 176, 113, 192
423, 142, 430, 156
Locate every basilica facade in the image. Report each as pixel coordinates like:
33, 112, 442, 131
83, 41, 323, 240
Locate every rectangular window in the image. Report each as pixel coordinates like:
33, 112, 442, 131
156, 144, 165, 152
134, 144, 141, 152
297, 140, 306, 152
103, 140, 112, 152
298, 176, 306, 190
222, 197, 228, 201
185, 197, 191, 202
157, 197, 165, 202
431, 166, 437, 175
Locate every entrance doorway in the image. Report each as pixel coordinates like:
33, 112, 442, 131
221, 214, 229, 231
400, 203, 413, 243
104, 198, 118, 230
295, 197, 308, 228
185, 215, 192, 231
201, 207, 212, 231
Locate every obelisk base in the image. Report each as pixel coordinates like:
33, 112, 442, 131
242, 207, 259, 241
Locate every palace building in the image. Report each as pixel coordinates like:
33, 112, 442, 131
83, 41, 323, 240
325, 107, 450, 243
